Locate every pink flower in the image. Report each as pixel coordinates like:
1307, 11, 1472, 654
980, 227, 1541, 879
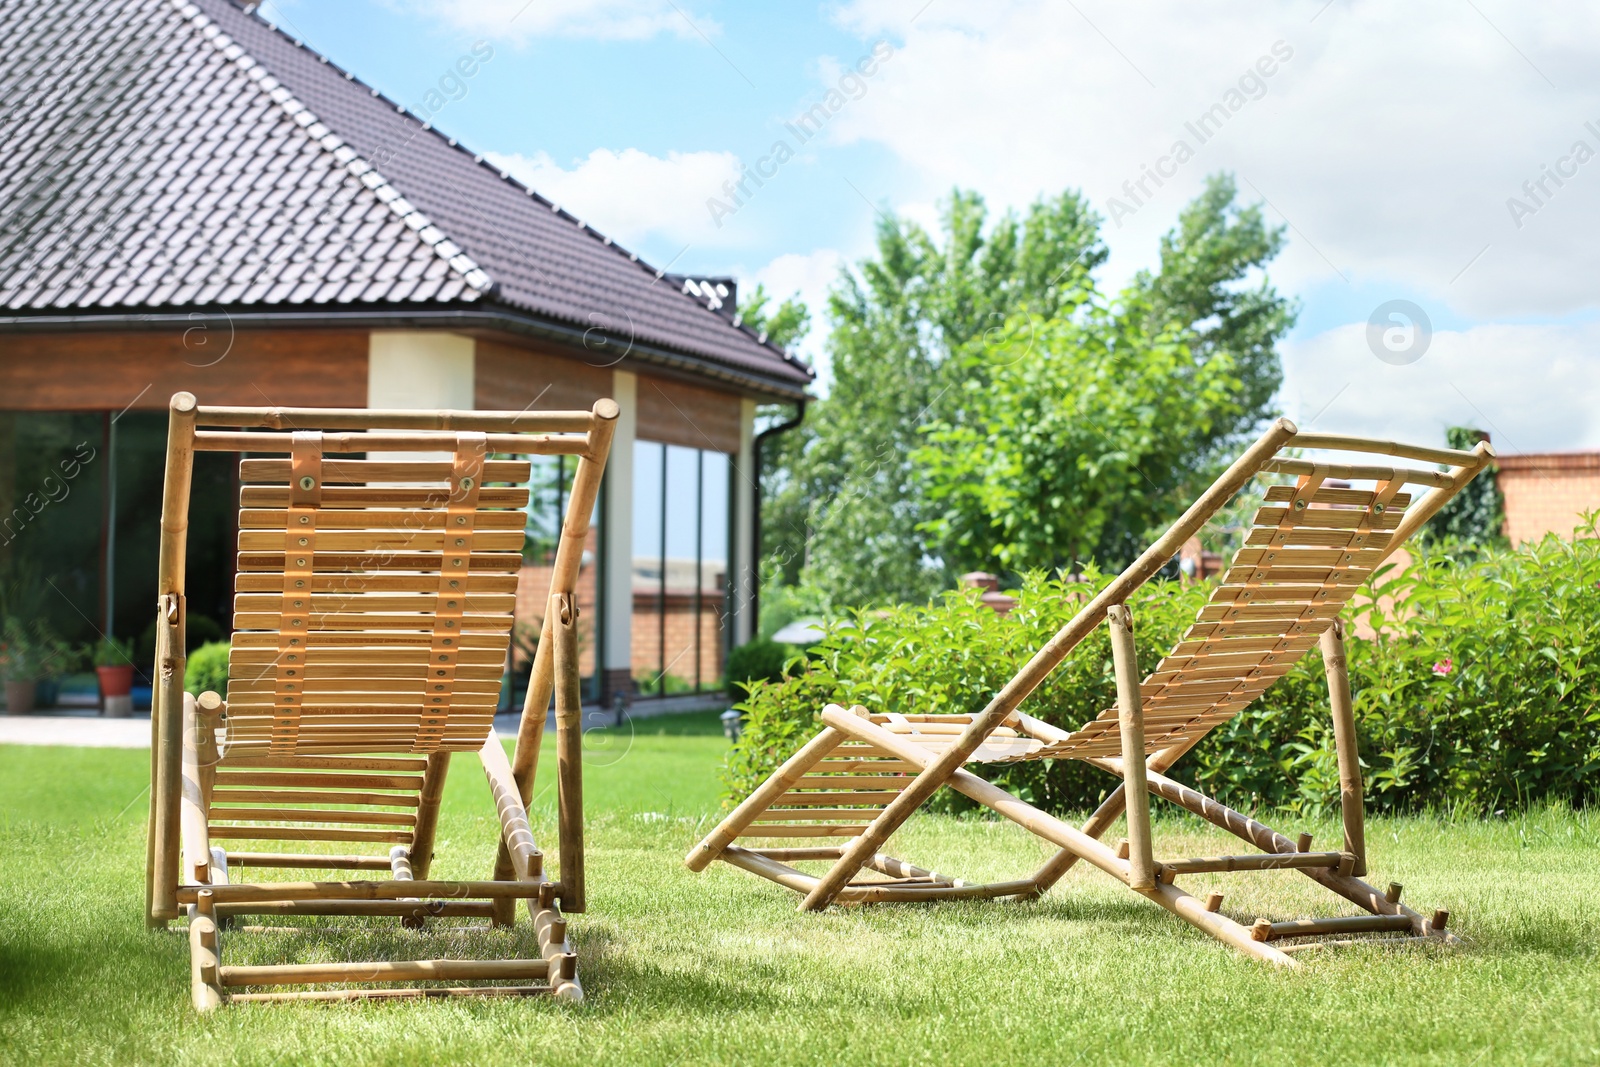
1432, 657, 1454, 676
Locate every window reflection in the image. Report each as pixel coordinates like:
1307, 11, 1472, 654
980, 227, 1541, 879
633, 440, 729, 695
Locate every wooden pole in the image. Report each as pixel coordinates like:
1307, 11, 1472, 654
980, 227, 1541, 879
195, 406, 596, 434
188, 888, 223, 1011
552, 591, 585, 913
498, 399, 617, 894
1030, 735, 1199, 892
179, 693, 212, 886
1133, 766, 1438, 936
195, 693, 222, 808
148, 392, 198, 926
510, 399, 617, 797
1321, 619, 1367, 876
479, 728, 544, 884
1108, 605, 1155, 890
798, 419, 1298, 912
217, 958, 551, 987
407, 752, 451, 880
479, 729, 582, 1001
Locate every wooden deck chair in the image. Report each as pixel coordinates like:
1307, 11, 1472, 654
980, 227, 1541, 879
688, 420, 1495, 966
144, 392, 617, 1008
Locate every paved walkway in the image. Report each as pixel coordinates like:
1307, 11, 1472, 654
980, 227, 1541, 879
0, 712, 151, 748
1, 695, 726, 749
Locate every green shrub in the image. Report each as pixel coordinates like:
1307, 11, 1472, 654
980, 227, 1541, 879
726, 524, 1600, 815
726, 638, 798, 694
184, 641, 230, 698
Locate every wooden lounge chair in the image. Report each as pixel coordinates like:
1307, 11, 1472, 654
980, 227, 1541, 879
688, 421, 1494, 965
144, 392, 617, 1007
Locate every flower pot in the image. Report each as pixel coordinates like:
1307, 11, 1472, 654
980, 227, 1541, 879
97, 665, 136, 718
5, 679, 37, 715
97, 664, 136, 698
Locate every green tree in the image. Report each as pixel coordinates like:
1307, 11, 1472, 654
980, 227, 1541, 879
917, 287, 1250, 573
767, 173, 1293, 606
789, 190, 1107, 607
738, 283, 811, 351
1422, 427, 1506, 549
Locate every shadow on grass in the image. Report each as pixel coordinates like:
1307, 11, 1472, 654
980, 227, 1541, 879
578, 922, 822, 1016
602, 710, 728, 738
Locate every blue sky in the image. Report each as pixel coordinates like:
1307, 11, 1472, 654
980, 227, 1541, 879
258, 0, 1600, 452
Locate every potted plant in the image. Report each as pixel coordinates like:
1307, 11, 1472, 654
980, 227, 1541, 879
0, 618, 73, 713
93, 636, 137, 717
1, 618, 38, 713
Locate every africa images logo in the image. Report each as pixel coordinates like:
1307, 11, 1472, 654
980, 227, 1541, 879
1366, 300, 1432, 366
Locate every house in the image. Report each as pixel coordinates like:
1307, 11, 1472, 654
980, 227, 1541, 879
0, 0, 812, 705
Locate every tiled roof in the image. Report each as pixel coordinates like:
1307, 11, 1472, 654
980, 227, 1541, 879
0, 0, 813, 393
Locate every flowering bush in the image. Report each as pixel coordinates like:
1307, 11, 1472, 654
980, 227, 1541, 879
726, 521, 1600, 814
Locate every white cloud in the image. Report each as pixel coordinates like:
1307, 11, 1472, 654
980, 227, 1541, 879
401, 0, 716, 42
829, 0, 1600, 317
1281, 320, 1600, 452
486, 148, 742, 248
750, 249, 846, 383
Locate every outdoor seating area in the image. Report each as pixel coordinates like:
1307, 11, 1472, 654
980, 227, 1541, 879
3, 1, 1597, 1063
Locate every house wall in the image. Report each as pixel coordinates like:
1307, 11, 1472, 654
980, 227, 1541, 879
0, 324, 761, 705
369, 330, 473, 409
1498, 452, 1600, 544
466, 333, 751, 704
0, 329, 368, 408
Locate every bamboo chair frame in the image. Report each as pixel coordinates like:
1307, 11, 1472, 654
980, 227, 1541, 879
144, 392, 617, 1007
689, 419, 1494, 966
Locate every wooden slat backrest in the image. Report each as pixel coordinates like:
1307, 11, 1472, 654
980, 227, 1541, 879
1008, 469, 1429, 761
220, 429, 531, 757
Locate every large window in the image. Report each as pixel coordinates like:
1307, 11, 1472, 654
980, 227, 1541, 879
632, 440, 730, 696
0, 411, 233, 662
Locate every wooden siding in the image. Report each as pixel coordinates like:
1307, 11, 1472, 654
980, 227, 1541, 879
635, 374, 741, 454
473, 337, 614, 414
0, 329, 368, 410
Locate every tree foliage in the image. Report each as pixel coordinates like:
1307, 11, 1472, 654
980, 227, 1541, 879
766, 174, 1293, 605
1421, 427, 1507, 550
916, 290, 1250, 573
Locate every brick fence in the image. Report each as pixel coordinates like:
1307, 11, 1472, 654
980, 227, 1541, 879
1497, 451, 1600, 544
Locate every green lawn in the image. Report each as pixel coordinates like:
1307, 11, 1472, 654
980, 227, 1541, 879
2, 712, 1597, 1066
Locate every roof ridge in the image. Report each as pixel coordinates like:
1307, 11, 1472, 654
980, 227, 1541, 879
212, 0, 805, 370
169, 0, 494, 298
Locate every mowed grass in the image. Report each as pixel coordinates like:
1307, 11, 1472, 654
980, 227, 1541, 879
2, 710, 1597, 1066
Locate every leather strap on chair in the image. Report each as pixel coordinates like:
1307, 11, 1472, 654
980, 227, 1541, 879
270, 432, 322, 755
415, 433, 487, 752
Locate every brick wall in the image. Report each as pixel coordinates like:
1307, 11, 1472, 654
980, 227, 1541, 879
1497, 452, 1600, 545
514, 521, 600, 679
632, 592, 727, 691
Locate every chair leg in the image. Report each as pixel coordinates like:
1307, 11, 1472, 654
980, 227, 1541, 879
150, 592, 187, 926
1137, 767, 1436, 936
552, 592, 585, 914
1320, 619, 1367, 876
1108, 605, 1155, 890
409, 752, 451, 881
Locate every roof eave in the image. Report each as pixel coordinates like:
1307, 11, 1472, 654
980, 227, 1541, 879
0, 304, 814, 401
